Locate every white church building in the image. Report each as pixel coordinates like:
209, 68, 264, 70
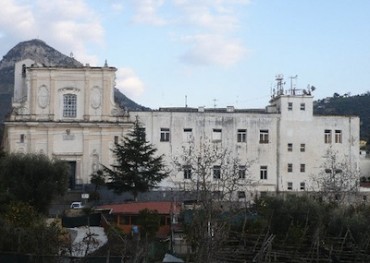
2, 61, 360, 200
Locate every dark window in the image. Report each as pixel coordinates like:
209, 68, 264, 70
300, 182, 305, 190
237, 129, 247, 142
288, 102, 293, 111
335, 130, 342, 143
324, 130, 332, 144
259, 130, 269, 144
20, 134, 25, 143
160, 128, 170, 142
183, 128, 193, 142
300, 103, 305, 111
300, 143, 305, 152
184, 166, 192, 179
213, 129, 222, 142
213, 165, 221, 179
288, 163, 293, 172
238, 191, 246, 199
238, 165, 246, 179
287, 182, 293, 190
114, 136, 119, 144
300, 164, 306, 173
63, 94, 77, 117
287, 143, 293, 152
260, 166, 268, 180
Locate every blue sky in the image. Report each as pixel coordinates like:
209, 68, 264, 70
1, 0, 370, 109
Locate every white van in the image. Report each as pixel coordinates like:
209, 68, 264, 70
70, 202, 84, 209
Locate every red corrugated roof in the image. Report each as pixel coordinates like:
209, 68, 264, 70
98, 201, 180, 214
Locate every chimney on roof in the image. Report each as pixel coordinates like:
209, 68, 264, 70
226, 106, 234, 112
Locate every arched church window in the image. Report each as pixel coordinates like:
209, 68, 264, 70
63, 94, 77, 117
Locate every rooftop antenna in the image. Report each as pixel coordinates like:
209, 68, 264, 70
213, 99, 217, 108
275, 74, 285, 95
289, 75, 298, 94
185, 95, 188, 108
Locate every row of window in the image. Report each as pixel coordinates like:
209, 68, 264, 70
159, 128, 269, 143
324, 129, 342, 144
182, 165, 247, 180
288, 102, 306, 111
287, 182, 306, 191
184, 164, 306, 180
185, 165, 268, 181
164, 128, 343, 145
287, 143, 305, 152
115, 127, 343, 147
288, 163, 306, 173
184, 165, 308, 191
184, 164, 307, 181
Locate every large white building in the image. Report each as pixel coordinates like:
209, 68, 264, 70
132, 86, 359, 198
3, 62, 360, 200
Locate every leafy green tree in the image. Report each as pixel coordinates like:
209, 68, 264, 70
89, 169, 106, 201
137, 208, 161, 239
91, 169, 106, 191
137, 209, 161, 262
104, 118, 168, 199
0, 153, 68, 214
0, 148, 5, 160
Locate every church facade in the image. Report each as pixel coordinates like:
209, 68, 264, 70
3, 62, 360, 200
3, 60, 131, 189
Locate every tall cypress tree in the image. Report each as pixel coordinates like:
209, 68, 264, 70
104, 118, 168, 199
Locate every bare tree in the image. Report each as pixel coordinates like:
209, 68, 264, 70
172, 140, 254, 262
311, 147, 359, 203
172, 140, 253, 202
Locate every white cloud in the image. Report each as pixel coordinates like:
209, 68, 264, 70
173, 0, 250, 66
131, 0, 166, 26
180, 34, 246, 66
126, 0, 250, 66
0, 0, 36, 38
173, 0, 245, 33
36, 0, 96, 20
0, 0, 104, 65
111, 2, 124, 13
116, 68, 145, 98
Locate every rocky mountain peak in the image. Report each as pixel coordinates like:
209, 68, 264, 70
0, 39, 82, 70
0, 39, 148, 124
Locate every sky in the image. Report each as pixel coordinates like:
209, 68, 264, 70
0, 0, 370, 109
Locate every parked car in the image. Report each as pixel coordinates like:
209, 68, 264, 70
70, 202, 84, 209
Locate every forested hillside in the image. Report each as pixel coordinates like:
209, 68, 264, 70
314, 92, 370, 140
